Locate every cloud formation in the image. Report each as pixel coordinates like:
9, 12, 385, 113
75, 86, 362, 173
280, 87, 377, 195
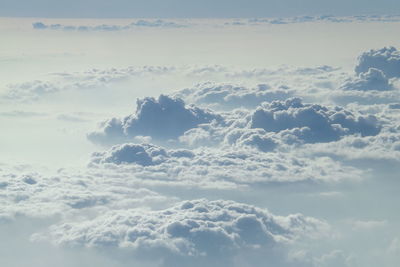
0, 165, 171, 221
89, 142, 363, 188
91, 143, 194, 166
340, 68, 392, 91
33, 20, 187, 31
250, 98, 381, 143
355, 47, 400, 78
88, 95, 221, 144
174, 83, 293, 110
35, 199, 328, 266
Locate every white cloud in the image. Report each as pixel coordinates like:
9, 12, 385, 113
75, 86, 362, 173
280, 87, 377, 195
339, 68, 392, 91
91, 143, 194, 166
173, 83, 294, 110
1, 66, 174, 102
225, 15, 400, 27
249, 98, 381, 143
33, 199, 329, 266
89, 143, 363, 188
302, 130, 400, 162
355, 47, 400, 78
0, 165, 172, 221
88, 95, 222, 144
33, 20, 187, 31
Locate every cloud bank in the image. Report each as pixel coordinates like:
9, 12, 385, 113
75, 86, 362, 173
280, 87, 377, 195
35, 199, 328, 266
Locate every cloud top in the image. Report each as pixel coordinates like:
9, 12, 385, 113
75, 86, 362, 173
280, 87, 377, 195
88, 95, 221, 144
355, 47, 400, 78
38, 199, 328, 260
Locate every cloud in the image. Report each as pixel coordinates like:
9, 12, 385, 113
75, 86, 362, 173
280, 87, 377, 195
224, 15, 400, 27
88, 95, 222, 144
2, 64, 340, 103
313, 250, 351, 267
0, 165, 172, 221
90, 92, 382, 148
32, 20, 187, 31
355, 47, 400, 78
3, 80, 60, 101
34, 199, 328, 266
339, 68, 392, 91
173, 83, 293, 110
91, 143, 194, 166
89, 142, 363, 188
2, 66, 174, 102
0, 110, 47, 117
250, 98, 381, 143
302, 130, 400, 162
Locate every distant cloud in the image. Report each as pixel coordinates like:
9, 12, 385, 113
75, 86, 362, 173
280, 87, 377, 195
224, 15, 400, 27
91, 143, 193, 166
1, 64, 339, 103
4, 80, 60, 101
173, 83, 293, 110
31, 16, 400, 33
250, 98, 381, 143
0, 166, 172, 221
32, 19, 187, 31
349, 219, 387, 231
0, 110, 47, 117
303, 131, 400, 162
355, 47, 400, 78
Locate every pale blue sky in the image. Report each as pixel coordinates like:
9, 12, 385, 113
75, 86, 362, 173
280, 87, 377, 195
1, 0, 400, 18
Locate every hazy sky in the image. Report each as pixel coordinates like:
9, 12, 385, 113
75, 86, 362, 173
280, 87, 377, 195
1, 0, 400, 18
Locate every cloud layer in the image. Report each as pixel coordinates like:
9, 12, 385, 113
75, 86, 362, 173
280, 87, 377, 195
33, 20, 187, 31
35, 199, 328, 266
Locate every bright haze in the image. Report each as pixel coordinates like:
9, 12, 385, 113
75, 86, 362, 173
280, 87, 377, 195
1, 1, 400, 267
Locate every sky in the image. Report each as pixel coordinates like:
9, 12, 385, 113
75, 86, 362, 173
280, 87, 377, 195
1, 3, 400, 267
1, 0, 400, 18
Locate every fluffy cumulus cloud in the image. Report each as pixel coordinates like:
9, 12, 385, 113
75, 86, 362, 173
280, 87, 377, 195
173, 83, 293, 110
89, 142, 362, 188
340, 68, 392, 91
86, 91, 385, 187
303, 130, 400, 162
91, 143, 194, 166
31, 15, 400, 32
88, 95, 222, 144
90, 92, 382, 147
35, 199, 328, 266
5, 41, 400, 266
355, 47, 400, 78
250, 98, 381, 143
